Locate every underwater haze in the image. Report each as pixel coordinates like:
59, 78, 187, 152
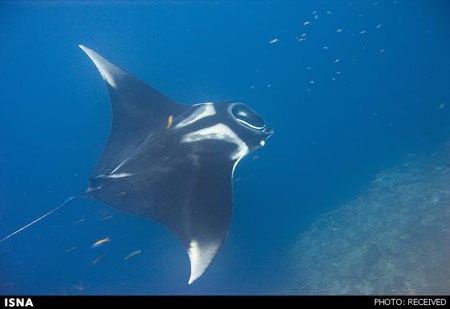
1, 0, 450, 295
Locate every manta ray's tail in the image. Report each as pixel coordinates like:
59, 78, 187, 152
0, 193, 84, 243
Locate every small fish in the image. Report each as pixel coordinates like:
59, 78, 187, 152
304, 21, 311, 26
91, 237, 110, 248
360, 30, 367, 35
72, 282, 85, 291
124, 250, 142, 260
336, 28, 343, 33
376, 24, 382, 29
323, 46, 329, 50
74, 218, 86, 225
269, 38, 279, 44
166, 115, 173, 129
334, 58, 340, 63
98, 215, 113, 222
325, 11, 332, 15
65, 246, 77, 254
296, 34, 306, 41
92, 254, 106, 264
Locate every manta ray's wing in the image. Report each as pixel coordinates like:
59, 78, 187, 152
80, 45, 236, 284
79, 45, 185, 175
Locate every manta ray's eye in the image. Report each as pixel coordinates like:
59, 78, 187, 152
231, 104, 266, 130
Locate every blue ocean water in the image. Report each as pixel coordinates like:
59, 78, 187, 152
0, 1, 449, 295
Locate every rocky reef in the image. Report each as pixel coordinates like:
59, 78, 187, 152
288, 149, 450, 294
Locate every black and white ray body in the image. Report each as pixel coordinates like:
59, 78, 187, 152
79, 45, 273, 284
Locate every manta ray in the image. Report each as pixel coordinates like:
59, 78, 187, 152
1, 45, 273, 284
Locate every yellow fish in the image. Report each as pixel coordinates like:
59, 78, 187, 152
166, 115, 173, 129
91, 237, 110, 248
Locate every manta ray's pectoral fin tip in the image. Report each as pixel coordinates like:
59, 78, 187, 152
78, 44, 123, 88
78, 44, 94, 58
187, 240, 221, 285
187, 273, 196, 285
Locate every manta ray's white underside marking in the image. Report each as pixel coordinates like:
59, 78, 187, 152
96, 173, 133, 179
110, 157, 130, 174
187, 240, 220, 285
175, 103, 216, 129
181, 123, 249, 160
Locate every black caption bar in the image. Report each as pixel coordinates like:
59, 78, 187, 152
0, 296, 448, 308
